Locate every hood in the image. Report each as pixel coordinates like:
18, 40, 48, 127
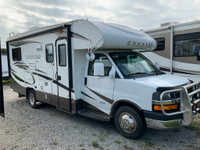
134, 74, 189, 88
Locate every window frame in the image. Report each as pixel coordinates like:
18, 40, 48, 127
154, 37, 165, 51
174, 32, 200, 57
87, 53, 112, 77
12, 47, 22, 61
45, 44, 54, 63
58, 44, 67, 67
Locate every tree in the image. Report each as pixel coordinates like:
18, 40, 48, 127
1, 48, 7, 54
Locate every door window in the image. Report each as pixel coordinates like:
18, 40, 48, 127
58, 44, 67, 66
88, 54, 112, 76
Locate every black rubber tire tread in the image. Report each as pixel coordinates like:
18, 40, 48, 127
28, 90, 37, 108
114, 106, 146, 139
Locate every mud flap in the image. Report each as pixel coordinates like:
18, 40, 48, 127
0, 38, 4, 118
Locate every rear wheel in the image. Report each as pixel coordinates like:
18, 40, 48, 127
28, 90, 37, 108
114, 106, 146, 139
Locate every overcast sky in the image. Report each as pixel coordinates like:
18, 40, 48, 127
1, 0, 200, 48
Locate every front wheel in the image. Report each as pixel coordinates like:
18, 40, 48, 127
28, 90, 37, 108
114, 106, 146, 139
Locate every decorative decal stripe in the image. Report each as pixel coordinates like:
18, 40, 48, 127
14, 64, 29, 70
11, 72, 31, 85
10, 41, 42, 47
81, 91, 96, 101
36, 69, 47, 75
32, 72, 74, 93
13, 62, 26, 65
85, 86, 114, 104
71, 32, 89, 41
160, 67, 200, 75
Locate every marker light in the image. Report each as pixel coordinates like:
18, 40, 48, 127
58, 30, 63, 33
154, 104, 178, 111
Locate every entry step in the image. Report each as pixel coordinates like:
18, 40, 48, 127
77, 109, 110, 121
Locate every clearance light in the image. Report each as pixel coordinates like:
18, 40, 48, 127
58, 30, 63, 33
193, 105, 197, 110
197, 103, 200, 107
154, 104, 178, 111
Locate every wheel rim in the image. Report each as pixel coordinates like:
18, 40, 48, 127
118, 112, 137, 133
29, 93, 35, 106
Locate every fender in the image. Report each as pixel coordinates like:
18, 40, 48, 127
110, 99, 143, 117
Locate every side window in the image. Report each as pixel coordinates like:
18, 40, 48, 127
58, 44, 66, 66
174, 32, 200, 57
154, 38, 165, 51
88, 54, 112, 76
46, 44, 54, 63
12, 48, 21, 61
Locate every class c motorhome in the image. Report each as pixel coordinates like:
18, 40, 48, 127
143, 20, 200, 82
6, 19, 200, 139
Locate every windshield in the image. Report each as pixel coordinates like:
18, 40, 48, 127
109, 52, 163, 78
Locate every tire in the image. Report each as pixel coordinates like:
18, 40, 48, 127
28, 90, 37, 108
114, 106, 146, 139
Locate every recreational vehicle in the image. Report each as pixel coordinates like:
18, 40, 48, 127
6, 19, 200, 139
143, 21, 200, 82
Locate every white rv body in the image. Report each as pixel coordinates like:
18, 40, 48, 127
7, 19, 200, 139
143, 20, 200, 82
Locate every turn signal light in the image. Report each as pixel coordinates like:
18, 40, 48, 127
154, 104, 178, 111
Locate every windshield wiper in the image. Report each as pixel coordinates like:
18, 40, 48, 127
127, 72, 148, 76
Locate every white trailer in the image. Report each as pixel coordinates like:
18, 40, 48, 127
6, 19, 200, 139
143, 21, 200, 82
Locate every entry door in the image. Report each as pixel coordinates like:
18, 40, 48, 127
83, 54, 115, 113
56, 39, 70, 111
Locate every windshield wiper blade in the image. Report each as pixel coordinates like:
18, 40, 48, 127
127, 72, 148, 76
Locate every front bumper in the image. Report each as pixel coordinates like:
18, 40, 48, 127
145, 118, 182, 129
144, 110, 184, 129
145, 82, 200, 129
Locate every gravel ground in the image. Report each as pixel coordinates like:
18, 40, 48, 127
0, 86, 200, 150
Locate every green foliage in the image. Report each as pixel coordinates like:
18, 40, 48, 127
1, 48, 7, 54
91, 141, 99, 148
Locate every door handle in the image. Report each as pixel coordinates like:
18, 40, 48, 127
84, 77, 87, 85
57, 75, 61, 80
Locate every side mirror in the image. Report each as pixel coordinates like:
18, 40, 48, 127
154, 62, 160, 69
94, 62, 104, 76
109, 66, 116, 78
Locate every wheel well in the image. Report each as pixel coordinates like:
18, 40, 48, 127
111, 101, 146, 126
26, 88, 34, 99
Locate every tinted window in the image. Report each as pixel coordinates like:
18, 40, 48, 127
174, 32, 200, 57
46, 44, 54, 63
154, 38, 165, 51
58, 44, 66, 66
12, 48, 21, 61
88, 54, 112, 76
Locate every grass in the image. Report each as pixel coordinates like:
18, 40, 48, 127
186, 114, 200, 131
91, 141, 99, 148
145, 140, 155, 147
114, 140, 121, 145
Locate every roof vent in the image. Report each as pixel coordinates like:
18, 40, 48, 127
161, 22, 179, 27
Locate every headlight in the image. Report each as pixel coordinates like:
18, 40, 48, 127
162, 92, 176, 100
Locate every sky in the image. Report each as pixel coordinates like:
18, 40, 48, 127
0, 0, 200, 48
